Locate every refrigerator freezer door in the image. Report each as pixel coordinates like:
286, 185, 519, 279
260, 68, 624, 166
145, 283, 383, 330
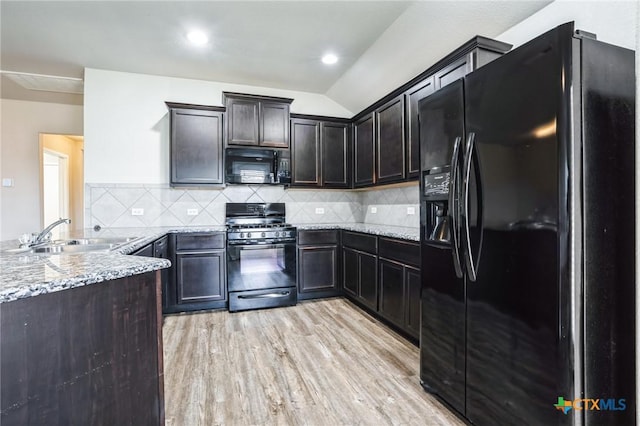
419, 79, 466, 414
463, 26, 569, 425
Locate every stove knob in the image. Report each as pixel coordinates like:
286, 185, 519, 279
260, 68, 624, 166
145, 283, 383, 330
261, 232, 266, 237
247, 232, 251, 238
275, 231, 280, 237
240, 233, 245, 238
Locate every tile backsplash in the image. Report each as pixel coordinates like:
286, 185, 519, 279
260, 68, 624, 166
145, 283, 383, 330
361, 185, 420, 228
85, 183, 419, 229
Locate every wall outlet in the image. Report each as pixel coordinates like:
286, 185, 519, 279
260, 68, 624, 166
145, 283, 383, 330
2, 178, 14, 187
131, 208, 144, 216
187, 208, 198, 216
315, 207, 325, 215
370, 206, 377, 214
407, 207, 416, 215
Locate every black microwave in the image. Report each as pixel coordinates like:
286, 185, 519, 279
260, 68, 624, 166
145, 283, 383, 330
225, 148, 291, 185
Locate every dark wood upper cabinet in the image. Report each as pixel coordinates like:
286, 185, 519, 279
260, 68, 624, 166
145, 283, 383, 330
166, 103, 225, 187
375, 95, 405, 184
260, 101, 290, 147
291, 118, 320, 186
291, 116, 350, 188
350, 35, 510, 186
405, 77, 435, 179
321, 121, 350, 188
354, 113, 375, 187
223, 92, 293, 148
227, 98, 259, 146
434, 56, 471, 89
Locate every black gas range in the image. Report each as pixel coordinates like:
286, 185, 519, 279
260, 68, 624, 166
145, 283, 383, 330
225, 203, 297, 312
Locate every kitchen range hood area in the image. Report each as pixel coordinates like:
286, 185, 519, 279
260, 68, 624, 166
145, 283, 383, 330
0, 13, 636, 426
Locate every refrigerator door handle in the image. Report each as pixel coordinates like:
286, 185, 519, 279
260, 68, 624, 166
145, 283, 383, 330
449, 136, 463, 278
462, 132, 478, 282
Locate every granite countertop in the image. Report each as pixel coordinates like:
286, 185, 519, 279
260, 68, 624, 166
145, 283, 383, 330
294, 223, 419, 242
0, 226, 226, 304
0, 223, 416, 304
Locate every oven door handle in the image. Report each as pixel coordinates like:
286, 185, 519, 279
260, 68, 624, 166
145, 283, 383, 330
238, 291, 291, 300
227, 242, 293, 249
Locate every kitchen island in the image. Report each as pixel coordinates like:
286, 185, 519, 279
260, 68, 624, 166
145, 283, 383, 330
0, 228, 179, 425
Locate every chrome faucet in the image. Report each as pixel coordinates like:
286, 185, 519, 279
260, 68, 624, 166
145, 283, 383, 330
33, 218, 71, 245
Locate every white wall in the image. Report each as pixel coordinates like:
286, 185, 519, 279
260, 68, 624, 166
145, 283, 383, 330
325, 1, 552, 113
84, 68, 353, 185
497, 0, 638, 49
0, 99, 83, 240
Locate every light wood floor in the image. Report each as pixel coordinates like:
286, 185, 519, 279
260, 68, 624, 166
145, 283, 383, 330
163, 298, 463, 426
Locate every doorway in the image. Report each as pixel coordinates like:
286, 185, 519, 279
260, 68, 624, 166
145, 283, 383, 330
40, 134, 84, 236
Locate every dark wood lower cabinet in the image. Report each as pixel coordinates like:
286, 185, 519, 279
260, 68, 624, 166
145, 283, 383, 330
379, 259, 421, 340
342, 247, 378, 311
176, 250, 226, 304
343, 247, 359, 297
379, 258, 406, 326
297, 245, 340, 300
342, 233, 420, 341
153, 236, 170, 313
166, 232, 227, 313
0, 272, 164, 424
297, 230, 341, 300
359, 251, 378, 310
405, 266, 421, 339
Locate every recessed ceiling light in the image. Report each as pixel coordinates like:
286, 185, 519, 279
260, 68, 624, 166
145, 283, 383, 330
187, 30, 208, 46
322, 54, 338, 65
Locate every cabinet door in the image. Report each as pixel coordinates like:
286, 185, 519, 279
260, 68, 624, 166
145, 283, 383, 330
343, 248, 359, 298
227, 98, 260, 146
406, 77, 435, 179
321, 121, 351, 188
176, 250, 226, 304
405, 266, 421, 339
291, 118, 320, 186
297, 245, 339, 298
378, 258, 405, 327
354, 114, 375, 187
260, 101, 290, 148
435, 55, 471, 89
171, 109, 224, 185
153, 236, 170, 313
376, 96, 405, 183
359, 251, 378, 311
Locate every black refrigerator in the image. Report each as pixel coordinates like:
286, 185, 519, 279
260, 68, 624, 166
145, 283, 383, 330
419, 22, 635, 426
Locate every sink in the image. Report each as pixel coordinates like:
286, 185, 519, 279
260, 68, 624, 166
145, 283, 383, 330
4, 236, 140, 255
57, 237, 139, 246
32, 243, 117, 254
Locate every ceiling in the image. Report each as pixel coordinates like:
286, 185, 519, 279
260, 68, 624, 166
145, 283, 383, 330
0, 1, 551, 110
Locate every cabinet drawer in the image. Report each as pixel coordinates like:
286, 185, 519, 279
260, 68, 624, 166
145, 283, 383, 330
342, 231, 377, 253
378, 237, 420, 267
298, 230, 339, 245
175, 233, 225, 250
